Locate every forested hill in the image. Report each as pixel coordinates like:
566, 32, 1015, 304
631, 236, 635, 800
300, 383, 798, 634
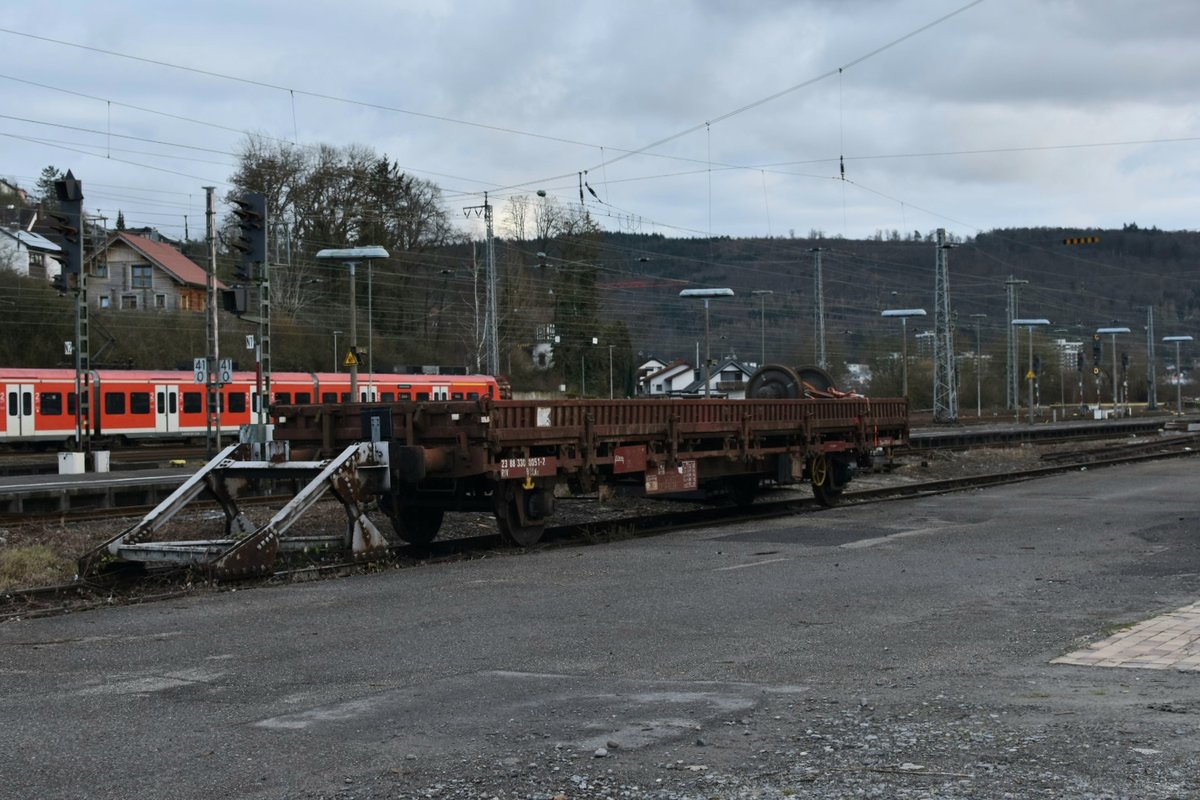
562, 225, 1200, 365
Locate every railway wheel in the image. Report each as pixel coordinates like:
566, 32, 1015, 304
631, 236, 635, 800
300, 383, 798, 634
746, 364, 803, 399
808, 454, 845, 507
378, 493, 445, 545
493, 483, 551, 547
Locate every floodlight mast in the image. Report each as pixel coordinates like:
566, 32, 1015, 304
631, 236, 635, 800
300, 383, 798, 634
1162, 335, 1194, 413
1096, 326, 1131, 414
316, 247, 390, 404
1012, 319, 1050, 424
679, 288, 735, 397
881, 309, 927, 399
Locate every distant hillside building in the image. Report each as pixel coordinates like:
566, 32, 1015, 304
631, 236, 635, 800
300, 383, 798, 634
89, 231, 221, 311
0, 226, 62, 280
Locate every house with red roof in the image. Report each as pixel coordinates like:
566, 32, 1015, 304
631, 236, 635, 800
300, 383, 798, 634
89, 231, 222, 311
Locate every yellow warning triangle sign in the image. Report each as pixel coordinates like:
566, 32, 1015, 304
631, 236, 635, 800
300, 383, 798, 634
343, 350, 359, 367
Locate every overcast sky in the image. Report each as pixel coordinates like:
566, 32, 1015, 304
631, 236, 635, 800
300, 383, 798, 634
3, 0, 1198, 243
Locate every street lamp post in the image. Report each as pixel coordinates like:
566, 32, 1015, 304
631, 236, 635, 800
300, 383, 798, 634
1097, 326, 1131, 415
970, 313, 987, 417
881, 308, 927, 398
608, 343, 615, 399
1163, 335, 1193, 413
1013, 319, 1050, 424
316, 246, 389, 403
751, 289, 773, 366
680, 288, 735, 397
581, 336, 598, 396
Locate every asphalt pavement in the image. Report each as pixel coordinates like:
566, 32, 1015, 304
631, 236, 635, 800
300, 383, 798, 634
2, 458, 1198, 799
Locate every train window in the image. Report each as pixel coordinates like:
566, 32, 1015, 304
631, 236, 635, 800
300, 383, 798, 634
169, 393, 178, 414
228, 393, 246, 413
381, 392, 395, 402
68, 393, 76, 414
467, 392, 479, 400
130, 393, 151, 414
40, 392, 63, 416
156, 391, 165, 411
105, 393, 126, 415
416, 392, 430, 401
7, 392, 14, 415
251, 394, 259, 413
451, 392, 464, 401
23, 393, 31, 415
295, 392, 311, 404
340, 393, 350, 402
399, 392, 411, 401
183, 392, 202, 413
275, 392, 291, 405
321, 392, 337, 403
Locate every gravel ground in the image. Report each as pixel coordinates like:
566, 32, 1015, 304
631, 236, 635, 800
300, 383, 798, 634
4, 443, 1197, 799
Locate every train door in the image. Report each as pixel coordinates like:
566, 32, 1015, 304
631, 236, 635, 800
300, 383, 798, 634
4, 383, 34, 439
154, 384, 180, 433
432, 384, 449, 401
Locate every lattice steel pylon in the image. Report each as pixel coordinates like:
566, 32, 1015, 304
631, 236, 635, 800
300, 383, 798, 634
932, 228, 958, 422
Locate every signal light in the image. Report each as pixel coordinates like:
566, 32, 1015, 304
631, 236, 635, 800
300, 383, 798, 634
230, 192, 267, 280
1076, 351, 1084, 372
48, 170, 84, 276
1063, 235, 1100, 245
220, 287, 249, 315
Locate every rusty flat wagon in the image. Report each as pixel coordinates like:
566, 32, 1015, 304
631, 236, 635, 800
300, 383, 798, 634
277, 390, 908, 547
80, 366, 908, 577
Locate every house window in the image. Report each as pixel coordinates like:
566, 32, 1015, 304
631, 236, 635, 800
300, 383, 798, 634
130, 264, 152, 289
93, 261, 108, 278
98, 296, 110, 309
154, 294, 167, 309
121, 295, 138, 310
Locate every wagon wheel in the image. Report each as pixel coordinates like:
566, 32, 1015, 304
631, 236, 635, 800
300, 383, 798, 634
493, 483, 549, 547
378, 492, 445, 546
808, 454, 844, 507
746, 365, 803, 399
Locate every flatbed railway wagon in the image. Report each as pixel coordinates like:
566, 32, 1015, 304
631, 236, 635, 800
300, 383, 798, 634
80, 366, 907, 578
274, 383, 909, 547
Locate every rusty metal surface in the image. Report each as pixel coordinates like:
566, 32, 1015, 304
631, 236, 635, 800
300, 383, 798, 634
273, 396, 909, 486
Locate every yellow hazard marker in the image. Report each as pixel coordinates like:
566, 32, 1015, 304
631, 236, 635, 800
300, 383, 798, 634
343, 350, 359, 367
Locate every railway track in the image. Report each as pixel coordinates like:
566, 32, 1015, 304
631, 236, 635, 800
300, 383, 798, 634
4, 435, 1195, 621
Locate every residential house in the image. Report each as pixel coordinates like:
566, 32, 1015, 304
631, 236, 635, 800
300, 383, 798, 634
677, 357, 756, 399
639, 359, 695, 396
634, 356, 668, 391
89, 231, 220, 311
0, 226, 62, 280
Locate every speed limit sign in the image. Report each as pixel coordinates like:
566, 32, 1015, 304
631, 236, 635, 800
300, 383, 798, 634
193, 357, 208, 384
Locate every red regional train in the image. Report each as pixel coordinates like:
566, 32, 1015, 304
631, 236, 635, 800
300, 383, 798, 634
0, 368, 505, 448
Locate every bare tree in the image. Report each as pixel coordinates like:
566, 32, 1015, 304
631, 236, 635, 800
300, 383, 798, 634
504, 194, 530, 241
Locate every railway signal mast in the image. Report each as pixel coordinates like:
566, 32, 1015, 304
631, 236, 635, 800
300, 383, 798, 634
48, 172, 88, 452
231, 192, 270, 434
